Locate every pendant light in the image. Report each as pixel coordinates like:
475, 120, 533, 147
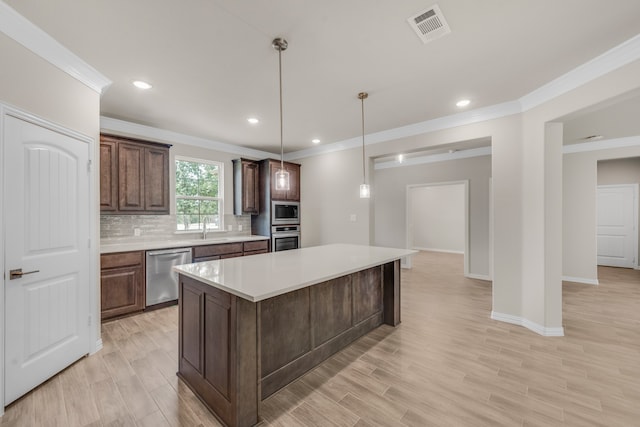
358, 92, 370, 198
273, 38, 290, 191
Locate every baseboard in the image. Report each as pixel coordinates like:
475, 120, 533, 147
562, 275, 599, 285
412, 247, 464, 254
466, 273, 491, 281
491, 311, 564, 337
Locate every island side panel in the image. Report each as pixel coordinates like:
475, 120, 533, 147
178, 274, 258, 427
383, 260, 401, 326
259, 266, 386, 399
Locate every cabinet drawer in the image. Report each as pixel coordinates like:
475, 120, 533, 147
193, 243, 244, 258
244, 249, 268, 257
101, 251, 143, 269
243, 240, 268, 252
220, 252, 243, 259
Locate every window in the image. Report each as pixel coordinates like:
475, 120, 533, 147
175, 157, 223, 231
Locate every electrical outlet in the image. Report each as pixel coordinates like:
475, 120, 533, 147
227, 224, 232, 231
133, 228, 142, 236
238, 225, 243, 231
350, 214, 357, 222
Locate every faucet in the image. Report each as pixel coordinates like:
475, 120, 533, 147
202, 216, 207, 240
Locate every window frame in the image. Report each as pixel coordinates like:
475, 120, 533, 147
174, 155, 224, 232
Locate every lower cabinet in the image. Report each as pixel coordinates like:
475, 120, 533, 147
100, 251, 145, 320
100, 240, 269, 321
192, 240, 269, 262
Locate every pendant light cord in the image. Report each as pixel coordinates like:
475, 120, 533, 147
360, 94, 366, 184
279, 46, 284, 170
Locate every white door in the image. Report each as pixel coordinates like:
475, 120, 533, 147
4, 114, 91, 405
597, 185, 638, 268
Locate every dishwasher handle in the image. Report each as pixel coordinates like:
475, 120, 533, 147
147, 248, 192, 257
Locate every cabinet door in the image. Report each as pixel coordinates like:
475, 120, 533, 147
100, 264, 144, 320
144, 146, 170, 213
270, 160, 288, 201
118, 143, 145, 211
286, 163, 300, 201
100, 141, 118, 211
242, 161, 260, 214
270, 161, 300, 201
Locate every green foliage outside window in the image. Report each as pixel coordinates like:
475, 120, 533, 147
175, 158, 223, 231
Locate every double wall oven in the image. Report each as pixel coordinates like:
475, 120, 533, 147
271, 201, 300, 251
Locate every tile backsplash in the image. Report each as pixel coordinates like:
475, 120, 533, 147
100, 214, 252, 239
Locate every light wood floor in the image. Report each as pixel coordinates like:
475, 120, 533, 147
2, 251, 639, 426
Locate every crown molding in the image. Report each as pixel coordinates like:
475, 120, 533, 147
0, 1, 111, 94
285, 101, 520, 161
101, 116, 275, 159
520, 34, 640, 111
374, 146, 492, 170
562, 135, 640, 154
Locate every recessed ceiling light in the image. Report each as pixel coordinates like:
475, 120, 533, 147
397, 154, 404, 163
247, 117, 259, 124
456, 99, 471, 108
312, 139, 321, 144
133, 80, 152, 90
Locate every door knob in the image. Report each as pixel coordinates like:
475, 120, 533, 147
9, 268, 40, 280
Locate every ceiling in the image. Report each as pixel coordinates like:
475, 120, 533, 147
7, 0, 640, 154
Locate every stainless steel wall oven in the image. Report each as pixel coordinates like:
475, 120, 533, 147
271, 225, 300, 252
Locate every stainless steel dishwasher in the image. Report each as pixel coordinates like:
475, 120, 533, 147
145, 248, 192, 306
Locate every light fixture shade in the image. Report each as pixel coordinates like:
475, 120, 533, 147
275, 169, 290, 191
359, 183, 370, 199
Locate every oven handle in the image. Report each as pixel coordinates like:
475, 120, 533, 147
272, 232, 301, 238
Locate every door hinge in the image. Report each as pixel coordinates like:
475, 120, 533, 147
87, 159, 92, 172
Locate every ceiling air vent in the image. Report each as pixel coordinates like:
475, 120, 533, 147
408, 4, 451, 44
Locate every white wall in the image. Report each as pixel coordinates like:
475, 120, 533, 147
409, 184, 465, 253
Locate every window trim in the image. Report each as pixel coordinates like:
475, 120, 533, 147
175, 155, 224, 232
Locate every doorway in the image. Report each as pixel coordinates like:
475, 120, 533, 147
597, 184, 639, 268
405, 181, 469, 274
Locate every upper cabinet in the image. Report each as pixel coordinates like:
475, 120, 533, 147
233, 158, 260, 215
269, 159, 300, 202
100, 134, 171, 215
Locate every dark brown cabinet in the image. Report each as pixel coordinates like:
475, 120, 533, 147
100, 134, 171, 215
269, 160, 300, 202
100, 251, 145, 320
243, 240, 269, 256
192, 240, 269, 262
100, 140, 118, 211
193, 242, 244, 262
233, 158, 260, 215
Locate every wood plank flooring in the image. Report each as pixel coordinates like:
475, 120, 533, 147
2, 251, 639, 426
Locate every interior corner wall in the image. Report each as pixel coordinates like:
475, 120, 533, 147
298, 147, 372, 247
374, 156, 490, 275
563, 144, 640, 281
0, 32, 101, 409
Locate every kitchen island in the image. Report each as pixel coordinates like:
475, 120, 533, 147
173, 243, 415, 427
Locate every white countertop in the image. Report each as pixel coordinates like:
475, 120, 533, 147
173, 243, 416, 302
100, 235, 269, 254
